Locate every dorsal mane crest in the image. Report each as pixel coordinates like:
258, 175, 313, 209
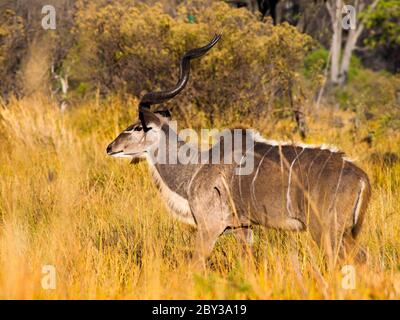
248, 130, 345, 155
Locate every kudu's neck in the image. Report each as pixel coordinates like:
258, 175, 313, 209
146, 123, 200, 199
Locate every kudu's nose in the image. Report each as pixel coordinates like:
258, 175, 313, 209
106, 144, 112, 154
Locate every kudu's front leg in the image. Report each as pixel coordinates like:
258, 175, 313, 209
189, 184, 230, 269
226, 227, 254, 246
191, 224, 226, 269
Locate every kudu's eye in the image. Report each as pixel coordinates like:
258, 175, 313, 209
123, 125, 135, 133
134, 126, 142, 131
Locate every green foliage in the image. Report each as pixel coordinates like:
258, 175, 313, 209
347, 54, 362, 82
303, 47, 328, 79
333, 68, 400, 135
363, 0, 400, 48
334, 69, 399, 112
303, 46, 362, 96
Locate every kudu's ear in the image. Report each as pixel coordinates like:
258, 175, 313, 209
154, 109, 172, 119
139, 109, 161, 131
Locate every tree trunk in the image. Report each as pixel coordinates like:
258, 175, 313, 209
338, 0, 379, 85
338, 28, 359, 85
329, 0, 343, 84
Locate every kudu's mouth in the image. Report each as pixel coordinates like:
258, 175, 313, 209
107, 150, 123, 156
107, 149, 144, 158
106, 144, 126, 157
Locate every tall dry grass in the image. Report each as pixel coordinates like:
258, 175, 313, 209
0, 95, 399, 299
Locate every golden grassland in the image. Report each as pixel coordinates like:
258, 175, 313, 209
0, 95, 399, 299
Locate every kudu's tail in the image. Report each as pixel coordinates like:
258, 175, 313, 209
351, 175, 371, 238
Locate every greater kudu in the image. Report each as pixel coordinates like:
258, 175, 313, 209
107, 35, 371, 267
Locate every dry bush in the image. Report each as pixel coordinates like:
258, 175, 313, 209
0, 9, 25, 97
67, 1, 311, 122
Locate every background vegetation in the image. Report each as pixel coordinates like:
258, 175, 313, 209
0, 0, 399, 299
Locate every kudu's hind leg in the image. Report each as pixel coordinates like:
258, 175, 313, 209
310, 226, 367, 268
339, 232, 367, 264
308, 223, 336, 268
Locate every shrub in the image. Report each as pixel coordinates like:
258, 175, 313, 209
334, 69, 400, 112
333, 69, 400, 139
66, 0, 312, 122
0, 9, 25, 98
